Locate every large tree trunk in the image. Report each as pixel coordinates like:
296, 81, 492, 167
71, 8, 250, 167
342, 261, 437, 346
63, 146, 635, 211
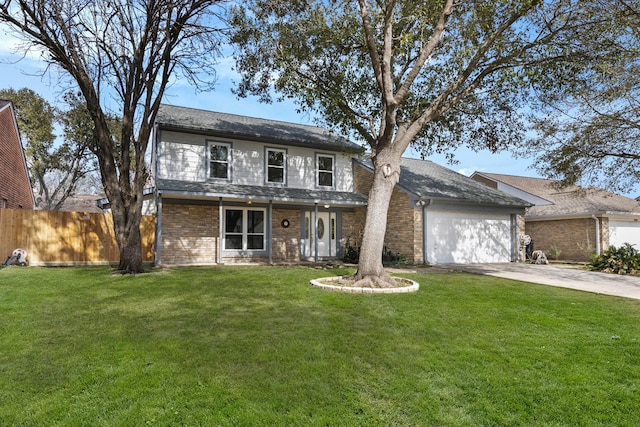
112, 200, 144, 273
354, 150, 401, 288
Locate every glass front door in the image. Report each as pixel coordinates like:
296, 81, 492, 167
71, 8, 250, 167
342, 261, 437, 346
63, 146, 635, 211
304, 211, 337, 259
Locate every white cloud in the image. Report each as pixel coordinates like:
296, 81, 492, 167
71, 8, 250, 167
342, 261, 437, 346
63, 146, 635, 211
0, 24, 45, 60
456, 167, 474, 177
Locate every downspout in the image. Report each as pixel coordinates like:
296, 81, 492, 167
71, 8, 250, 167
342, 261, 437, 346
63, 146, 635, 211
153, 122, 161, 265
592, 215, 601, 256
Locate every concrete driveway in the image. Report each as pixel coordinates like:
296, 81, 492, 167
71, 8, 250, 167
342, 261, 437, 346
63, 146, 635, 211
447, 263, 640, 300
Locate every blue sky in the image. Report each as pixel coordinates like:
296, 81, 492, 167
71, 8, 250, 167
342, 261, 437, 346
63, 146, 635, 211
1, 27, 638, 199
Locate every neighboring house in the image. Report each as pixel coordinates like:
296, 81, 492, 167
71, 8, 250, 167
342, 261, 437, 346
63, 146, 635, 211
56, 195, 105, 213
471, 172, 640, 261
354, 159, 530, 264
0, 99, 34, 210
152, 104, 530, 265
95, 188, 156, 216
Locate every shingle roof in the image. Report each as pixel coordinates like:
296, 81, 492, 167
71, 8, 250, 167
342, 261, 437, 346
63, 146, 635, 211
157, 179, 368, 206
356, 158, 530, 208
55, 195, 104, 213
157, 104, 363, 153
475, 173, 640, 218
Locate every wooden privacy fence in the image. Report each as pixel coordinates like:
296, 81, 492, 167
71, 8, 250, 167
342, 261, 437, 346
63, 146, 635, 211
0, 208, 155, 266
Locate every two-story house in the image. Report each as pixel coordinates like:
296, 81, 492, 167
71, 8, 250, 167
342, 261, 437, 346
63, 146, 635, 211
0, 99, 34, 210
153, 104, 367, 265
152, 104, 530, 266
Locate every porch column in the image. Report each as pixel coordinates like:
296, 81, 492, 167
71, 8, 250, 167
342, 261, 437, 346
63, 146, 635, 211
268, 200, 273, 264
218, 197, 223, 264
314, 202, 319, 262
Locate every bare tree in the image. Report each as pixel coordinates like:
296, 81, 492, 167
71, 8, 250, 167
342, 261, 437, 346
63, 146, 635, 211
0, 0, 226, 272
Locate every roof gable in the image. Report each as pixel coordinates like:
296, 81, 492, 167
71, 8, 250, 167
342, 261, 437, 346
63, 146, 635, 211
156, 104, 363, 153
0, 100, 34, 209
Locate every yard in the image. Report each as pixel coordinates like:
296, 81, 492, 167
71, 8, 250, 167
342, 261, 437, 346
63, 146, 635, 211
1, 265, 639, 426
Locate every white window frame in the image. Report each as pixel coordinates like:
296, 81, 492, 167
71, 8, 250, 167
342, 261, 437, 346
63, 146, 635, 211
265, 147, 287, 185
316, 153, 335, 189
223, 207, 267, 252
207, 140, 231, 181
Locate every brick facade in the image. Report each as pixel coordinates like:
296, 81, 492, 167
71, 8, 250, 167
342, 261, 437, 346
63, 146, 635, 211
271, 208, 301, 261
341, 208, 366, 254
0, 102, 33, 210
525, 217, 605, 261
160, 202, 367, 264
160, 203, 219, 265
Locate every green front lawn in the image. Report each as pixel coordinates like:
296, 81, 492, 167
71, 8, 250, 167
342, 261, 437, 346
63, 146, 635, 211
1, 265, 639, 426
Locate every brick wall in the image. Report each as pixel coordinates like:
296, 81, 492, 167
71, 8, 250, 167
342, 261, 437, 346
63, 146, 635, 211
0, 104, 34, 209
160, 203, 319, 264
271, 208, 301, 261
353, 162, 422, 263
525, 217, 606, 261
341, 207, 366, 258
160, 203, 219, 265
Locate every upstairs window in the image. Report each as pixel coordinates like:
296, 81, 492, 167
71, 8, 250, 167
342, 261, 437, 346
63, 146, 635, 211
208, 141, 231, 180
317, 154, 334, 188
266, 148, 286, 184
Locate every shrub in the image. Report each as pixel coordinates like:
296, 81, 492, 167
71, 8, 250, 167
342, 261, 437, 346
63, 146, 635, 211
342, 236, 360, 264
547, 245, 562, 260
342, 239, 407, 266
382, 246, 407, 267
589, 243, 640, 275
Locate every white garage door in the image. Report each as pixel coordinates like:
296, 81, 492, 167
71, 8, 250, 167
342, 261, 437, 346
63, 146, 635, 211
426, 210, 513, 264
609, 220, 640, 249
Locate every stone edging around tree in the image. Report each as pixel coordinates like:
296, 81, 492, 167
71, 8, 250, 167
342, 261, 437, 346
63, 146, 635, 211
310, 276, 419, 294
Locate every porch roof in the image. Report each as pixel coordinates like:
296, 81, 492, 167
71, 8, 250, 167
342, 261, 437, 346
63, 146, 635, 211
157, 179, 368, 207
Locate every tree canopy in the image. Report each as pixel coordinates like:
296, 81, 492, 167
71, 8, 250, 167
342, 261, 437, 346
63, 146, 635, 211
522, 1, 640, 194
231, 0, 621, 156
230, 0, 632, 285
